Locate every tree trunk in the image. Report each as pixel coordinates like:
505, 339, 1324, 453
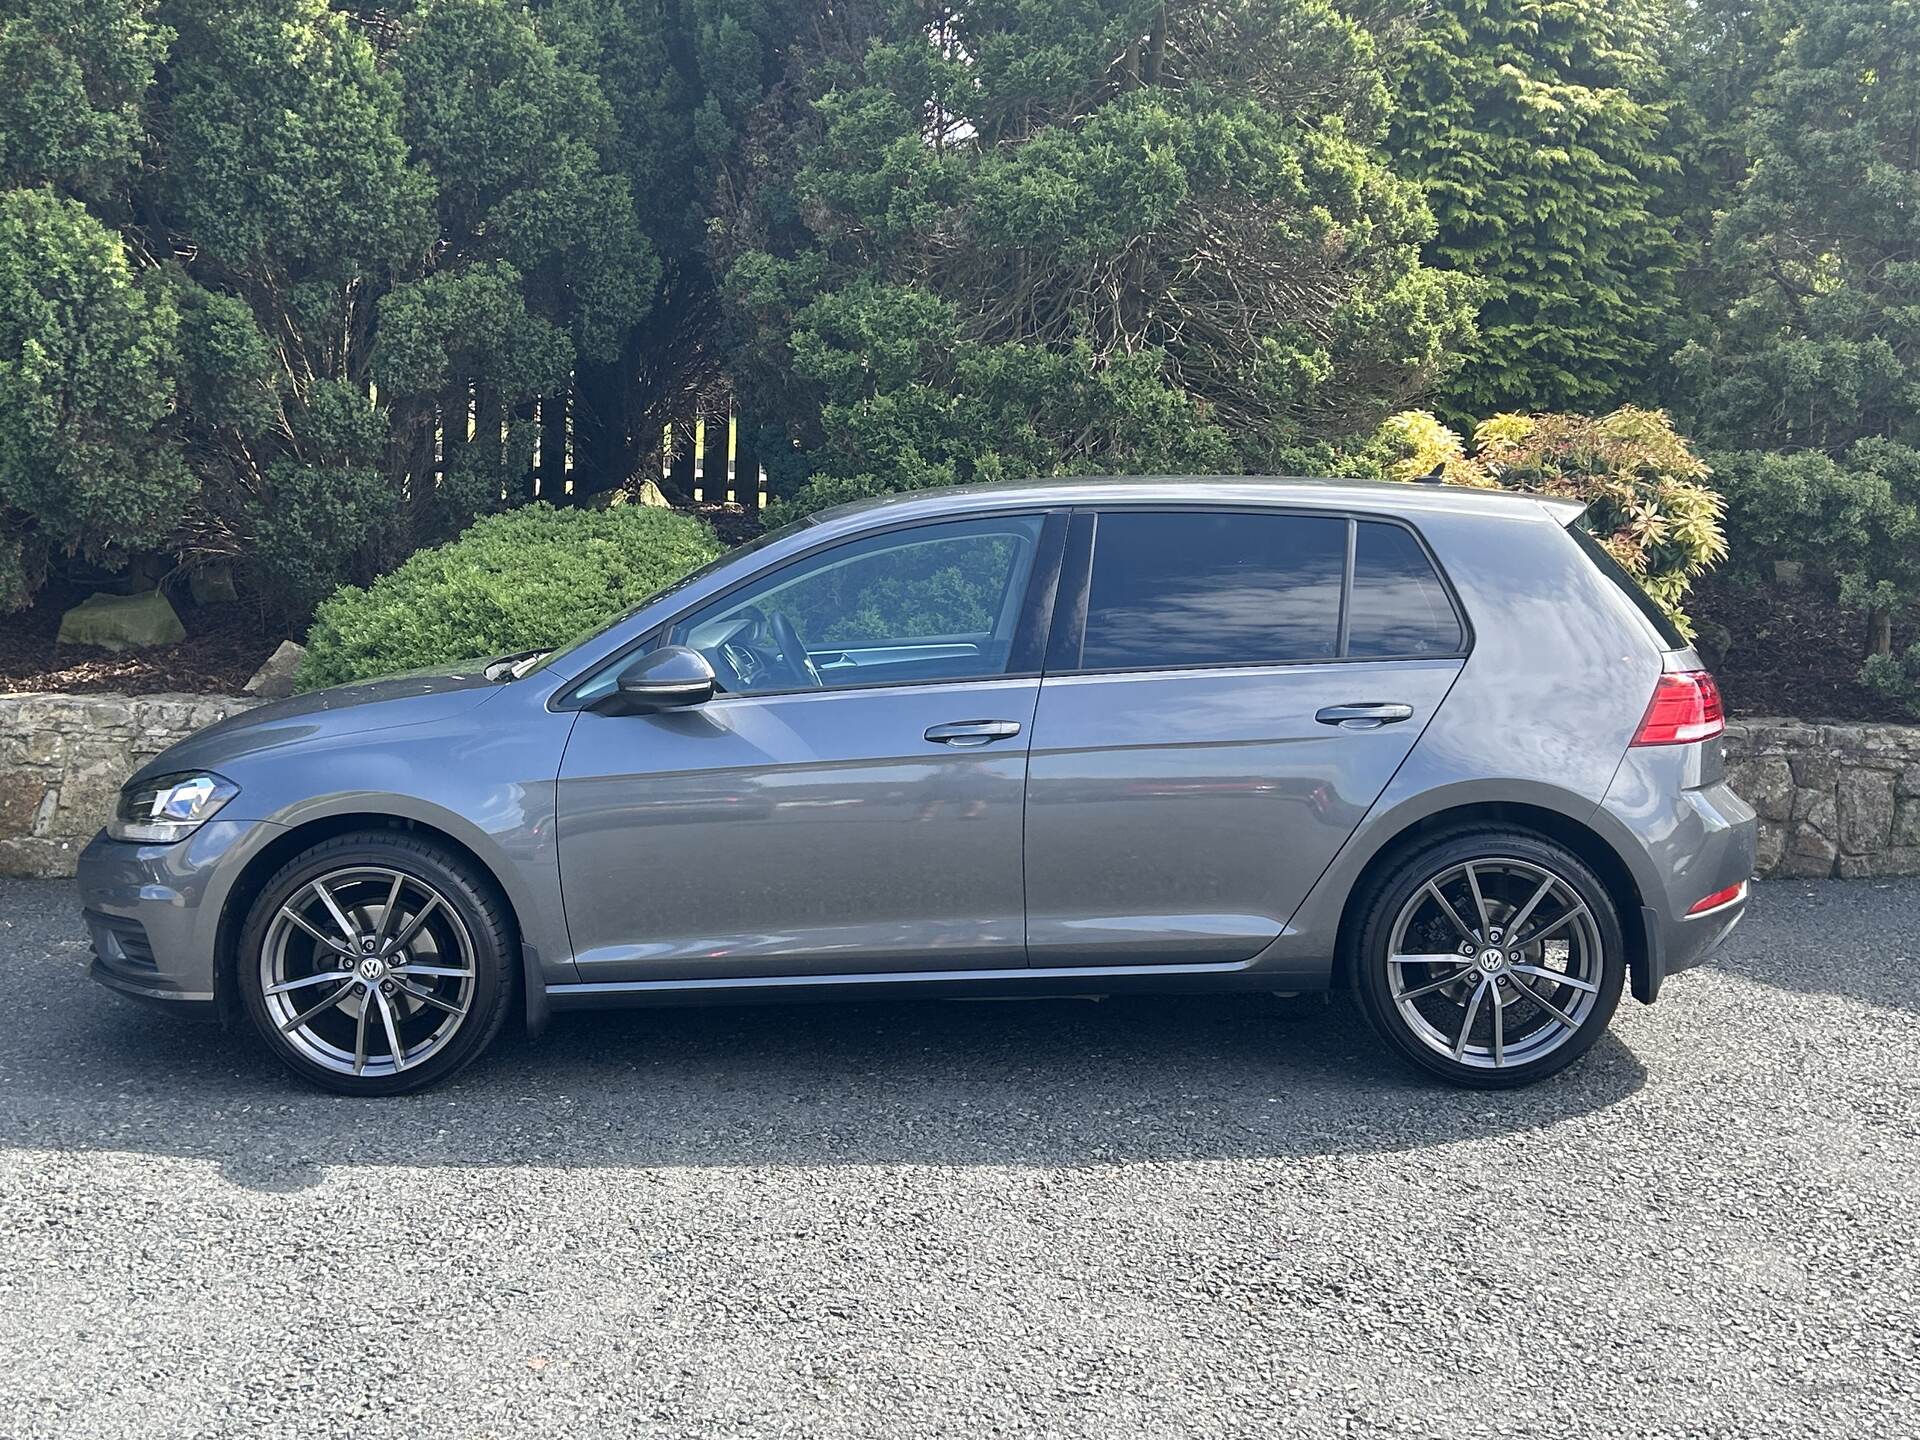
1870, 606, 1893, 657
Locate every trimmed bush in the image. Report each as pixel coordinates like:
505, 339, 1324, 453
298, 503, 724, 690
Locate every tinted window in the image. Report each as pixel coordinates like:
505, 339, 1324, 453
1569, 519, 1686, 648
667, 515, 1046, 694
1347, 522, 1463, 657
1079, 512, 1345, 670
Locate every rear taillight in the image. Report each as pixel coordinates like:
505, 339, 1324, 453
1631, 669, 1725, 746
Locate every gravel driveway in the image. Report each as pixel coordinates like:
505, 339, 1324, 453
1, 875, 1916, 1439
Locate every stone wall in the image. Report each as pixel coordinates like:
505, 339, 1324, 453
1723, 720, 1920, 879
1, 692, 1917, 882
0, 692, 257, 878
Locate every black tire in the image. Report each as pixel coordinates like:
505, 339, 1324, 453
239, 831, 516, 1096
1347, 828, 1626, 1089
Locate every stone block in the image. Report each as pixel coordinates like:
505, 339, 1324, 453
244, 641, 306, 699
1727, 757, 1794, 822
1789, 752, 1840, 792
1753, 822, 1787, 876
1893, 798, 1920, 849
1836, 768, 1897, 854
1791, 789, 1836, 834
56, 590, 186, 651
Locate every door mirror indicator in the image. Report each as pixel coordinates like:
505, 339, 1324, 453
596, 646, 717, 714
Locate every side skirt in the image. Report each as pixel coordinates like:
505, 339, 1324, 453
543, 959, 1329, 1012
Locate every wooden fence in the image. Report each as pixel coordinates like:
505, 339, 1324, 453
425, 385, 771, 513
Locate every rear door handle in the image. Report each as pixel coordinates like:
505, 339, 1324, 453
924, 720, 1023, 747
1315, 702, 1414, 730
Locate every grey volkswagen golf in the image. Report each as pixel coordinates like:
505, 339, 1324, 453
78, 478, 1756, 1095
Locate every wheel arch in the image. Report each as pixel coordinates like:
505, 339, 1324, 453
1329, 799, 1650, 999
213, 811, 538, 1031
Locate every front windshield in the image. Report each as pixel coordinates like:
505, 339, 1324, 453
512, 515, 815, 678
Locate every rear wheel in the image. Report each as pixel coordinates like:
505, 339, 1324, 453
239, 832, 515, 1096
1350, 830, 1625, 1088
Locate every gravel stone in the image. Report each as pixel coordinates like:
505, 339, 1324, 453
1, 876, 1916, 1438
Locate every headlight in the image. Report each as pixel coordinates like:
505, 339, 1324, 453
109, 772, 240, 844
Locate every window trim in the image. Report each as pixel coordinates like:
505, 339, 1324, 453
554, 508, 1070, 709
1045, 504, 1472, 679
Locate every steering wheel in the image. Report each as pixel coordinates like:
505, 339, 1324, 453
766, 609, 824, 688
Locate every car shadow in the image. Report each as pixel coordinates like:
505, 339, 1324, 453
3, 952, 1648, 1191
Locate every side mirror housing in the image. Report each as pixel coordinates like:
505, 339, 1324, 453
594, 645, 717, 714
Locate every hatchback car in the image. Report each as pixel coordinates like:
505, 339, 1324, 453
78, 477, 1755, 1094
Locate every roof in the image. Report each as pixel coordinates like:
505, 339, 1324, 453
806, 475, 1586, 529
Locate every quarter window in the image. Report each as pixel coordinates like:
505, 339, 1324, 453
1078, 512, 1347, 670
1346, 521, 1463, 657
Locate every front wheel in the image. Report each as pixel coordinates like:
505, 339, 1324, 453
239, 832, 516, 1096
1349, 830, 1626, 1088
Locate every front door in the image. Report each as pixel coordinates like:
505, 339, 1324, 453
1024, 509, 1467, 966
556, 513, 1059, 982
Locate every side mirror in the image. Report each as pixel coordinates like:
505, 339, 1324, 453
597, 645, 716, 714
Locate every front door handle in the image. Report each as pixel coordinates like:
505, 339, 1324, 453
1315, 702, 1414, 730
924, 720, 1023, 747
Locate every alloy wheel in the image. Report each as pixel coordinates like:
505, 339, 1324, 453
257, 866, 477, 1078
1385, 856, 1605, 1071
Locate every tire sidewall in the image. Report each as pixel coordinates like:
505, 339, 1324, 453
239, 834, 514, 1096
1352, 830, 1626, 1088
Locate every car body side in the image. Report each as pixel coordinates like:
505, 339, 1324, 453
76, 477, 1755, 1025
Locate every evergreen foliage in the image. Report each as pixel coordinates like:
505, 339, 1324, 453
1385, 0, 1681, 418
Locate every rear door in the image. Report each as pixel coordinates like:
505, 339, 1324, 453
1023, 508, 1466, 966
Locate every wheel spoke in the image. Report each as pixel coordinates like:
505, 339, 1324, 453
1390, 953, 1465, 966
1491, 982, 1507, 1066
1512, 963, 1599, 994
384, 895, 441, 956
279, 906, 353, 957
1515, 904, 1589, 950
1453, 977, 1488, 1060
394, 980, 466, 1018
353, 1002, 370, 1076
1396, 968, 1473, 1002
311, 880, 362, 948
1424, 883, 1478, 944
394, 963, 471, 979
266, 971, 351, 996
1463, 864, 1494, 937
1504, 875, 1557, 944
280, 982, 354, 1034
1508, 976, 1582, 1031
370, 872, 405, 948
374, 988, 408, 1072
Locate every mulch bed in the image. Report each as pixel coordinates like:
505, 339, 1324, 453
0, 575, 285, 696
1690, 572, 1917, 724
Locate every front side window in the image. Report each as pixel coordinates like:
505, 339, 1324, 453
1078, 511, 1347, 670
669, 515, 1047, 694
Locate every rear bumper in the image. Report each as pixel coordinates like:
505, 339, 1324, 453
1598, 745, 1757, 1003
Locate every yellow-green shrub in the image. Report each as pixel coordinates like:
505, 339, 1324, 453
1368, 406, 1726, 636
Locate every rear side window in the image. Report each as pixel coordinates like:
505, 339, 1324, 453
1568, 520, 1686, 648
1347, 521, 1463, 657
1079, 511, 1346, 669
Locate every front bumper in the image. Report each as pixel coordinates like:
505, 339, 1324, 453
76, 819, 280, 1021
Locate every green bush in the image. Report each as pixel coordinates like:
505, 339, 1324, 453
298, 502, 723, 690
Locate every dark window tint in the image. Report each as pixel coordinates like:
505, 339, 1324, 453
1079, 512, 1345, 670
1569, 519, 1686, 648
1347, 522, 1463, 657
